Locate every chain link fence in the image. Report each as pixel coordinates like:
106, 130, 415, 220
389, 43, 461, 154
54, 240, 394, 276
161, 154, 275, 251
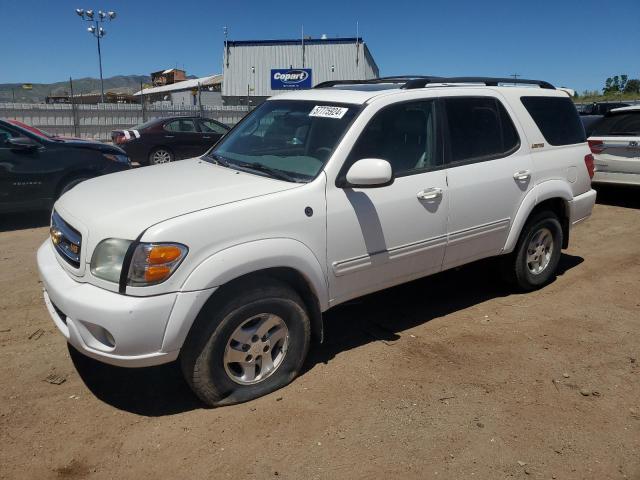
0, 103, 251, 141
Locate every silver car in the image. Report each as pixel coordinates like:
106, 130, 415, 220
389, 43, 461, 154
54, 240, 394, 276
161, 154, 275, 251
589, 106, 640, 186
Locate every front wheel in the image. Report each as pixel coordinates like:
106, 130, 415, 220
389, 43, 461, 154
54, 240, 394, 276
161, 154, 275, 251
180, 278, 311, 406
503, 210, 563, 291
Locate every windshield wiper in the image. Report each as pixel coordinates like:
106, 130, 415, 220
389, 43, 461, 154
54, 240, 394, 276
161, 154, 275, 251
205, 152, 232, 167
234, 161, 297, 182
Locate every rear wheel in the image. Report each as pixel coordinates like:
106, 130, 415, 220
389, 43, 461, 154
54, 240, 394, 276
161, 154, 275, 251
180, 278, 311, 407
149, 148, 174, 165
503, 210, 563, 291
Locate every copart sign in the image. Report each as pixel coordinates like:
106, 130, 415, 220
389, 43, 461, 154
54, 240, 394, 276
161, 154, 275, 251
271, 69, 312, 90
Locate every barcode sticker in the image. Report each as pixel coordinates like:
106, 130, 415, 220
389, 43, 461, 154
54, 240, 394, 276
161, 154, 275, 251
309, 106, 349, 119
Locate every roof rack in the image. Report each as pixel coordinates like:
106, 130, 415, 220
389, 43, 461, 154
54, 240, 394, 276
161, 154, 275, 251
313, 76, 433, 89
314, 76, 555, 90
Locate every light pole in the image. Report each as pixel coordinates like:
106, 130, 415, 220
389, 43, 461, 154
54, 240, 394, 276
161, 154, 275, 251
75, 8, 116, 103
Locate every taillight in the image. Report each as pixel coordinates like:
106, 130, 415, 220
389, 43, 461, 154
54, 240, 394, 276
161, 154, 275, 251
112, 133, 128, 145
584, 154, 595, 179
588, 139, 604, 154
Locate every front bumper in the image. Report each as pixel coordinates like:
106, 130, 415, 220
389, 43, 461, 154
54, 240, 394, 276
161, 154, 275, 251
38, 240, 181, 367
568, 188, 597, 226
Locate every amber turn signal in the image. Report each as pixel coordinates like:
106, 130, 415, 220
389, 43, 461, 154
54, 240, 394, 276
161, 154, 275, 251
147, 245, 183, 264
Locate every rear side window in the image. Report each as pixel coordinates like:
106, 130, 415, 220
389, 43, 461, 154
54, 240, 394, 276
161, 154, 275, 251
521, 96, 586, 145
444, 97, 520, 164
164, 119, 197, 133
591, 112, 640, 136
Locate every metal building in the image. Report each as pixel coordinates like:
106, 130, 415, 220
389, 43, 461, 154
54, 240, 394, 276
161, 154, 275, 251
222, 37, 379, 106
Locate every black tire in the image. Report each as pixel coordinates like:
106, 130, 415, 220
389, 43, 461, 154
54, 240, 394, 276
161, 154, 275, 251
148, 147, 174, 165
180, 277, 311, 407
502, 210, 563, 291
58, 176, 90, 199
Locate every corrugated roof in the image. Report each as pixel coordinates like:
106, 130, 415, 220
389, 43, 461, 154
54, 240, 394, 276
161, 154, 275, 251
134, 74, 222, 96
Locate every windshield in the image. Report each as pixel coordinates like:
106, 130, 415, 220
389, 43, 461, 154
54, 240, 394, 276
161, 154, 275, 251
208, 100, 360, 182
592, 111, 640, 136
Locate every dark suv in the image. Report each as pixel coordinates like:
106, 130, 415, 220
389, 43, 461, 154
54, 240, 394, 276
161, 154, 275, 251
0, 119, 130, 213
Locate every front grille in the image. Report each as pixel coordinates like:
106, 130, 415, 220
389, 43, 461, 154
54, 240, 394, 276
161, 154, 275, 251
50, 211, 82, 268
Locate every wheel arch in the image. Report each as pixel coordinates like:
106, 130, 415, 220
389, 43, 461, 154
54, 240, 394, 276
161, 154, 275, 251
503, 181, 572, 253
164, 239, 328, 352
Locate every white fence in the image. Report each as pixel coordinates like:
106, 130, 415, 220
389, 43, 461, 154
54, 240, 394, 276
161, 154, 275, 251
0, 103, 251, 141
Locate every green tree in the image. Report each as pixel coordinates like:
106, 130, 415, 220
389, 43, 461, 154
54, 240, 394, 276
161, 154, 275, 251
620, 75, 628, 91
624, 79, 640, 93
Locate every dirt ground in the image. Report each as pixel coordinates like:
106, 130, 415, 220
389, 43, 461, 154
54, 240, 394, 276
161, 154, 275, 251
0, 186, 639, 480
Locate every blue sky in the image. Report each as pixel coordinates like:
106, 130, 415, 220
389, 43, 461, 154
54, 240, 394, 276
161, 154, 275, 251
1, 0, 638, 92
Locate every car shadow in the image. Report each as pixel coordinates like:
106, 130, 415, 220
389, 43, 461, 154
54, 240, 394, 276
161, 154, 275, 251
70, 253, 583, 416
595, 185, 640, 209
0, 210, 50, 232
302, 253, 583, 373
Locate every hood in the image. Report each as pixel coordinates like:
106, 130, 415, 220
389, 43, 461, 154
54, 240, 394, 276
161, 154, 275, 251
55, 158, 300, 244
55, 138, 125, 153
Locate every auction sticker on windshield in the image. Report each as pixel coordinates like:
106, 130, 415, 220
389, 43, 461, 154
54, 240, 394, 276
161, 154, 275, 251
309, 106, 349, 119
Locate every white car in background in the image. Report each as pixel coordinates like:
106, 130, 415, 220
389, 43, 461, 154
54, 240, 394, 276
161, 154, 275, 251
589, 106, 640, 186
37, 76, 596, 406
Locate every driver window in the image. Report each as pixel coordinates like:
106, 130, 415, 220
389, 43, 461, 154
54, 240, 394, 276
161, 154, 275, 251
347, 100, 439, 176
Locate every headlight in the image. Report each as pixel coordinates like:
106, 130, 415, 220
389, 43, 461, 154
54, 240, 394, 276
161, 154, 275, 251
127, 243, 188, 286
103, 153, 130, 165
90, 238, 133, 283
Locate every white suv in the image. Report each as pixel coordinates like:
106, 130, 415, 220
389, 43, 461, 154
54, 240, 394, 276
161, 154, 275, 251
37, 76, 597, 406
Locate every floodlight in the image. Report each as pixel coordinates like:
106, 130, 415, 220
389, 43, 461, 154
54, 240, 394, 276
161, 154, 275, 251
85, 9, 94, 18
107, 11, 116, 19
75, 8, 84, 17
87, 26, 95, 33
98, 10, 106, 19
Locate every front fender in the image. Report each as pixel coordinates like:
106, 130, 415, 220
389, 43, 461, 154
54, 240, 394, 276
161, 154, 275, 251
502, 180, 573, 253
180, 238, 329, 309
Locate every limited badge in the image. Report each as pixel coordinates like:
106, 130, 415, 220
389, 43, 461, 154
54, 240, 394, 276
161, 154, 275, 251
309, 106, 349, 119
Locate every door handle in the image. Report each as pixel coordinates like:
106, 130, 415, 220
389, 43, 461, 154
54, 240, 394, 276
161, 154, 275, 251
164, 135, 175, 138
417, 187, 443, 201
202, 136, 212, 139
513, 170, 531, 181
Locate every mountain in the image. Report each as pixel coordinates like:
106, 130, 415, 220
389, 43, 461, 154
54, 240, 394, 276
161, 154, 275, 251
0, 75, 151, 103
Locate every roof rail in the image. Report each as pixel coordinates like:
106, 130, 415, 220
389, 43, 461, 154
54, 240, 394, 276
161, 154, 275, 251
313, 76, 434, 89
401, 77, 555, 90
314, 76, 555, 90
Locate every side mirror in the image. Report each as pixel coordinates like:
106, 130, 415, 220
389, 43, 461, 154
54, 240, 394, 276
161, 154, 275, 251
343, 158, 393, 188
7, 136, 40, 152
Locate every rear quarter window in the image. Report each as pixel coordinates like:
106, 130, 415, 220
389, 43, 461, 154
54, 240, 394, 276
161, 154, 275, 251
521, 96, 586, 146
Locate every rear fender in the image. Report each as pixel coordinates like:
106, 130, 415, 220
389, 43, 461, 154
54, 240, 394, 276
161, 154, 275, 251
503, 180, 572, 253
